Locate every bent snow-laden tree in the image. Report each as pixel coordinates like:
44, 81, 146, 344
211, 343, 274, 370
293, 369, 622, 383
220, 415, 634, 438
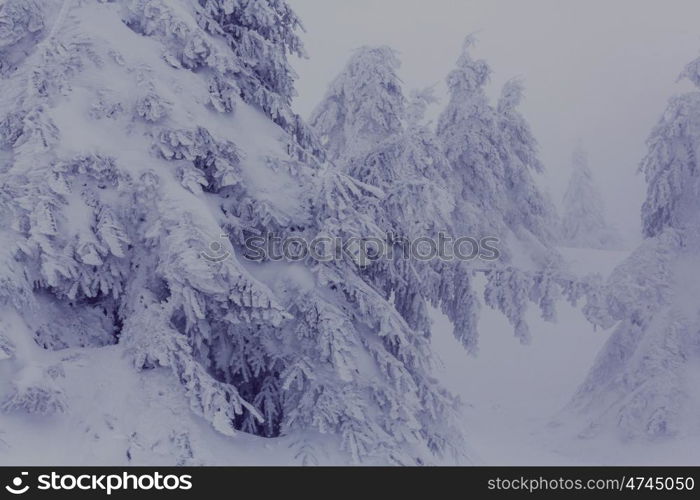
566, 55, 700, 440
561, 147, 622, 250
496, 77, 559, 245
310, 47, 481, 351
437, 38, 559, 252
0, 0, 461, 464
311, 42, 584, 354
435, 37, 574, 345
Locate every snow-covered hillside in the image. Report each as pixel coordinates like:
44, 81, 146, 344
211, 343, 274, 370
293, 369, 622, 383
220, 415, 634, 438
0, 332, 302, 466
5, 245, 700, 466
434, 246, 700, 465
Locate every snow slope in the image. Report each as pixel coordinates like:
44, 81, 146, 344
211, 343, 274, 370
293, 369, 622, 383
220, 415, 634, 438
4, 245, 699, 465
432, 246, 699, 465
0, 336, 338, 466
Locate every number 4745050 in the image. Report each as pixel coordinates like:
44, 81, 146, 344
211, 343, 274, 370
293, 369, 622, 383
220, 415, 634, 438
624, 477, 695, 491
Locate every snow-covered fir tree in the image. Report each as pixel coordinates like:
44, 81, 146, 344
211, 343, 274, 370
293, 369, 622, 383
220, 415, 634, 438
565, 55, 700, 440
311, 46, 481, 351
496, 78, 559, 244
436, 37, 558, 248
560, 147, 622, 249
311, 43, 585, 352
436, 36, 507, 240
310, 46, 404, 165
0, 0, 463, 464
435, 37, 576, 344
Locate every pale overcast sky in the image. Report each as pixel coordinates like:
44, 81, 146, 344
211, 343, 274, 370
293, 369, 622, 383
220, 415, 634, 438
289, 0, 700, 242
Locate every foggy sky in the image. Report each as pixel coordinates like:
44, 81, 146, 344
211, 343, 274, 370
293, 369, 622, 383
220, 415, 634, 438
289, 0, 700, 243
